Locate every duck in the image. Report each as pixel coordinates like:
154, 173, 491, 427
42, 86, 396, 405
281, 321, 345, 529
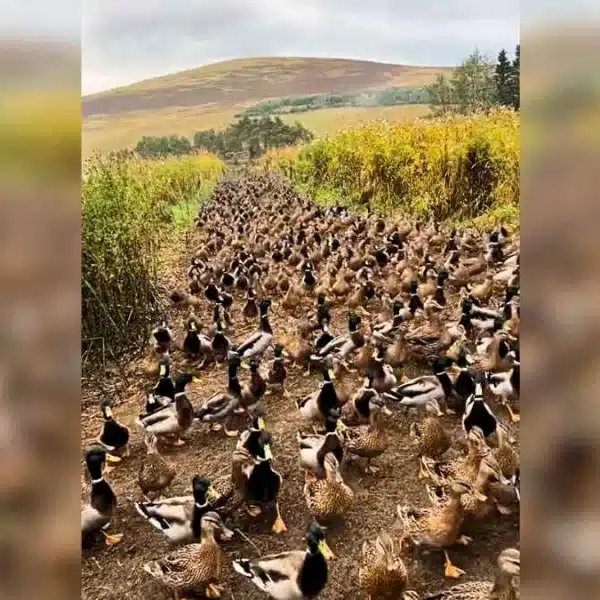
303, 453, 354, 530
344, 397, 391, 474
420, 427, 497, 489
236, 299, 274, 362
462, 381, 498, 438
266, 343, 288, 397
311, 313, 365, 372
182, 317, 212, 360
409, 403, 452, 479
239, 433, 287, 533
81, 446, 123, 545
487, 358, 520, 423
134, 476, 231, 543
492, 422, 519, 480
96, 402, 129, 466
148, 366, 194, 413
232, 521, 332, 598
194, 354, 243, 437
138, 432, 176, 500
396, 479, 481, 578
142, 512, 231, 599
135, 392, 194, 446
383, 358, 454, 416
298, 410, 344, 477
359, 532, 415, 600
296, 367, 339, 424
211, 313, 231, 363
421, 547, 520, 599
340, 380, 380, 427
151, 319, 173, 354
369, 347, 398, 393
243, 286, 259, 320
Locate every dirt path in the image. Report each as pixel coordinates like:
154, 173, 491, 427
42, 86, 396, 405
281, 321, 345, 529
81, 195, 519, 600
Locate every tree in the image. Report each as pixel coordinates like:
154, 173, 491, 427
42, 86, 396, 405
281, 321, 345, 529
509, 44, 520, 110
451, 48, 496, 114
495, 48, 512, 107
426, 73, 455, 116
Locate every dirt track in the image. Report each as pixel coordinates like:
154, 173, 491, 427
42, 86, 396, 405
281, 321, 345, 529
81, 208, 519, 600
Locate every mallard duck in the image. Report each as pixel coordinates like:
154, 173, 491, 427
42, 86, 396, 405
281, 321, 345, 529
211, 312, 231, 363
136, 392, 194, 446
298, 410, 344, 477
143, 512, 231, 599
487, 360, 520, 423
81, 446, 123, 545
359, 532, 415, 600
134, 476, 232, 543
138, 432, 176, 500
237, 356, 267, 411
369, 347, 397, 393
297, 367, 339, 424
384, 358, 453, 416
396, 479, 481, 578
151, 319, 173, 354
243, 286, 259, 320
232, 521, 331, 598
304, 453, 354, 529
420, 427, 497, 489
237, 299, 274, 361
194, 354, 242, 437
240, 435, 287, 533
373, 300, 412, 344
344, 398, 391, 474
96, 402, 129, 466
340, 380, 380, 427
421, 547, 520, 599
488, 469, 520, 516
409, 403, 452, 479
266, 343, 288, 396
182, 317, 212, 359
148, 366, 194, 413
314, 319, 335, 352
311, 313, 365, 372
462, 381, 498, 438
492, 422, 519, 479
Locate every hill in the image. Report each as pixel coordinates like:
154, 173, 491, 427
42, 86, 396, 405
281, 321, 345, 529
83, 57, 451, 155
83, 57, 451, 117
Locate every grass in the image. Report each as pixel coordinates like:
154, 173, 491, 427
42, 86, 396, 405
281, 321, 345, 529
82, 152, 224, 364
83, 104, 430, 156
262, 108, 520, 228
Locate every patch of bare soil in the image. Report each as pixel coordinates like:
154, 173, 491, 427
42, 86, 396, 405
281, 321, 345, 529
81, 228, 518, 600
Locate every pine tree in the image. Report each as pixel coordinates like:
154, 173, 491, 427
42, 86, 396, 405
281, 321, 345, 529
495, 48, 512, 107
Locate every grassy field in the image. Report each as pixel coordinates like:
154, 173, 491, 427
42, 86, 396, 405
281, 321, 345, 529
263, 109, 520, 227
83, 104, 430, 156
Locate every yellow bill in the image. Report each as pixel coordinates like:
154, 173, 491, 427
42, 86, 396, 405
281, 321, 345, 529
318, 539, 336, 560
159, 364, 167, 376
104, 406, 113, 419
206, 486, 220, 502
257, 416, 266, 430
105, 453, 122, 464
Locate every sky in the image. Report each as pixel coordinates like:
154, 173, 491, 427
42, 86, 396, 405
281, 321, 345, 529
82, 0, 521, 95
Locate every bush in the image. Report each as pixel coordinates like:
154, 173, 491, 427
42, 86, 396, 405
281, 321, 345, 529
82, 152, 224, 362
261, 108, 519, 227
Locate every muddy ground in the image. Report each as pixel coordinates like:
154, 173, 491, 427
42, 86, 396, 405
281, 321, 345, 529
81, 233, 519, 600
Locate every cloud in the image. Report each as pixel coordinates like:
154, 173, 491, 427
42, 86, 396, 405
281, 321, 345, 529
82, 0, 520, 94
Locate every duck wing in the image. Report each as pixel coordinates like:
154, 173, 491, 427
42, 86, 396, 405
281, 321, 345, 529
390, 376, 439, 397
196, 393, 238, 421
318, 334, 348, 357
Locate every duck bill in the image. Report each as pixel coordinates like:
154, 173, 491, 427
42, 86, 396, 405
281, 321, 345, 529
381, 406, 393, 416
318, 539, 336, 560
220, 523, 234, 541
257, 417, 266, 430
336, 420, 348, 434
159, 364, 167, 376
206, 486, 220, 502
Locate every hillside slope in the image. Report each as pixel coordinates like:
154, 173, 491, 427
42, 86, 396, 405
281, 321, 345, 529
83, 57, 451, 118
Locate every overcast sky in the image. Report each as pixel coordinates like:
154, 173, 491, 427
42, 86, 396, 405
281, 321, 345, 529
83, 0, 521, 95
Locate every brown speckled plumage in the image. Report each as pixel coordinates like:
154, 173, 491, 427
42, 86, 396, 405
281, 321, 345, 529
359, 532, 409, 600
